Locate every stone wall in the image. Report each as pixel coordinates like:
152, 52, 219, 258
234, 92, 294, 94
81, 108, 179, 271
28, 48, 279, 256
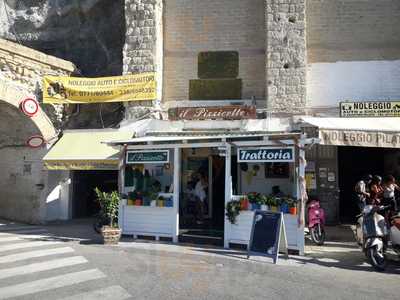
0, 39, 75, 224
123, 0, 163, 120
307, 0, 400, 63
163, 0, 266, 105
306, 0, 400, 111
265, 0, 306, 113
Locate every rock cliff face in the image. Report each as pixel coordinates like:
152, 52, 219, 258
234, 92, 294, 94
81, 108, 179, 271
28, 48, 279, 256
0, 0, 126, 128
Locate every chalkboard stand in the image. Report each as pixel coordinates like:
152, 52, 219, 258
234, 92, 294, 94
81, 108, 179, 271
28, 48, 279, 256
247, 211, 288, 264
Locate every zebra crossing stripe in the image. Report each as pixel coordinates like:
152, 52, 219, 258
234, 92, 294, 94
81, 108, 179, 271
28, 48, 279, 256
0, 234, 54, 243
0, 241, 61, 253
0, 269, 106, 299
0, 256, 88, 280
0, 226, 42, 232
60, 285, 132, 300
0, 247, 74, 264
0, 229, 48, 236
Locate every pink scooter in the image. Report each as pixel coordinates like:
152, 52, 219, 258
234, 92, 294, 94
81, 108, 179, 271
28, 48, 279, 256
308, 198, 326, 245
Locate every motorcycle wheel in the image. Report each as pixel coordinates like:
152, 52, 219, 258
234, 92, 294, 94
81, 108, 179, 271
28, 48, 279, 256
367, 245, 386, 271
310, 224, 325, 245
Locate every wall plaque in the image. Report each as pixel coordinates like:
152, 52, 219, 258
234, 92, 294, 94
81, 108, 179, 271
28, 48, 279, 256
168, 105, 256, 120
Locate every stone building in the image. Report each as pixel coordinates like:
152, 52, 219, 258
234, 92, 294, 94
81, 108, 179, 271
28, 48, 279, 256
1, 1, 400, 224
0, 38, 76, 223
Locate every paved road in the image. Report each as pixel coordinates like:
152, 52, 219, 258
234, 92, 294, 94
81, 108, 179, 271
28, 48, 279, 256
0, 222, 131, 300
0, 220, 399, 300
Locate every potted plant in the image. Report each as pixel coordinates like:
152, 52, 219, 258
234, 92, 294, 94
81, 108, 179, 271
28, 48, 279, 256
226, 200, 241, 224
240, 196, 249, 210
288, 199, 298, 215
261, 195, 272, 211
248, 192, 261, 210
270, 197, 278, 212
280, 197, 290, 214
94, 188, 121, 245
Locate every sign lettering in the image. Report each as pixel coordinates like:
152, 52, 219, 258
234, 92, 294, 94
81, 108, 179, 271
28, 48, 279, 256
319, 129, 400, 148
43, 73, 156, 104
340, 101, 400, 117
126, 150, 169, 164
168, 105, 256, 120
237, 147, 294, 162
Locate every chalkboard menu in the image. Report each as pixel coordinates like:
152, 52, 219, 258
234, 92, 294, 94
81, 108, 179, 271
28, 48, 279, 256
247, 211, 288, 264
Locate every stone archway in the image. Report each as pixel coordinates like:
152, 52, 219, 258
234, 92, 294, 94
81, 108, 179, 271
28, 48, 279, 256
0, 79, 58, 224
0, 78, 57, 142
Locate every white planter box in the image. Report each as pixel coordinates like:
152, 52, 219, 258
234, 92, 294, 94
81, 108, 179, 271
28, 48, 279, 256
226, 211, 303, 252
120, 205, 175, 240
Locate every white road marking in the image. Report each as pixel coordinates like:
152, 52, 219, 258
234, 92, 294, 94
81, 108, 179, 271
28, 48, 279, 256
60, 285, 132, 300
0, 247, 74, 264
0, 229, 48, 236
0, 234, 54, 243
0, 226, 42, 232
0, 241, 61, 253
0, 269, 106, 299
0, 256, 88, 280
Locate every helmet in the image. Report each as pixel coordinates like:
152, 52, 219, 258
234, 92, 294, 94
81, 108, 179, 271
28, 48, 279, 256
372, 175, 382, 183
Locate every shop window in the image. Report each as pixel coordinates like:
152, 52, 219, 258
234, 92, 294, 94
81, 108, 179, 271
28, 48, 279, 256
264, 162, 290, 178
124, 163, 173, 206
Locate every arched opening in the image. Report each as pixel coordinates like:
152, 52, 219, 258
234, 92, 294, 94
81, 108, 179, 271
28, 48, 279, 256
0, 100, 48, 223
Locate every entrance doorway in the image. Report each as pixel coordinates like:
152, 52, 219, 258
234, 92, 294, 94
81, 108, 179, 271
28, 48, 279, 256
179, 148, 226, 245
72, 170, 118, 218
338, 147, 384, 222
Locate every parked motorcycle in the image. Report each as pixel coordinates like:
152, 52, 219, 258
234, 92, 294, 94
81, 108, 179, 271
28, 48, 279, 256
307, 199, 326, 245
356, 204, 400, 271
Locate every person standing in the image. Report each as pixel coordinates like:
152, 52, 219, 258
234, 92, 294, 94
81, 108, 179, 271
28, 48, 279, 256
368, 175, 383, 205
194, 172, 208, 224
382, 175, 399, 212
354, 174, 372, 211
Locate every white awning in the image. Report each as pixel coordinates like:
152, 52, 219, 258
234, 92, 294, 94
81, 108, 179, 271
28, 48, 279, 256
300, 117, 400, 148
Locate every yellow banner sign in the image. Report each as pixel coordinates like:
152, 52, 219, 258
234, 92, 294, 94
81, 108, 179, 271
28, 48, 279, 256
43, 73, 156, 104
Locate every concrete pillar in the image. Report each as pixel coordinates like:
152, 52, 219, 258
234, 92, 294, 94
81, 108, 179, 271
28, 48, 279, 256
265, 0, 307, 113
123, 0, 164, 120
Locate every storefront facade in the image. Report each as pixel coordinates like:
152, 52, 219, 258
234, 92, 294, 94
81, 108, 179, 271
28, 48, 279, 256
107, 120, 315, 254
300, 117, 400, 223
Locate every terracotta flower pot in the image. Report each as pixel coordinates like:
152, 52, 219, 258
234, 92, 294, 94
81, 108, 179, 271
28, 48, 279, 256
240, 199, 249, 210
289, 206, 297, 215
101, 226, 121, 245
135, 199, 142, 206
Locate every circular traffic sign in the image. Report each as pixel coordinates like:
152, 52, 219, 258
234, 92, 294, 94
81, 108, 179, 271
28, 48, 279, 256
26, 135, 45, 148
20, 98, 39, 117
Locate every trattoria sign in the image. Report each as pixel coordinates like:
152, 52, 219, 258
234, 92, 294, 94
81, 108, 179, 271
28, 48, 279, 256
340, 101, 400, 117
126, 150, 169, 164
168, 105, 256, 120
319, 129, 400, 148
238, 147, 294, 163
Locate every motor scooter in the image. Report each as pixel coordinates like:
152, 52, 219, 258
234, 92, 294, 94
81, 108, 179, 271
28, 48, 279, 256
307, 199, 326, 245
355, 204, 400, 271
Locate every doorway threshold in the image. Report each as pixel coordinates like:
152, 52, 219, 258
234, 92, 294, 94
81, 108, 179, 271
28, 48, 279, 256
179, 229, 223, 246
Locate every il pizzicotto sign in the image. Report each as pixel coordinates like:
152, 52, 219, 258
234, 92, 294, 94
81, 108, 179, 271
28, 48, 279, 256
237, 147, 294, 163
